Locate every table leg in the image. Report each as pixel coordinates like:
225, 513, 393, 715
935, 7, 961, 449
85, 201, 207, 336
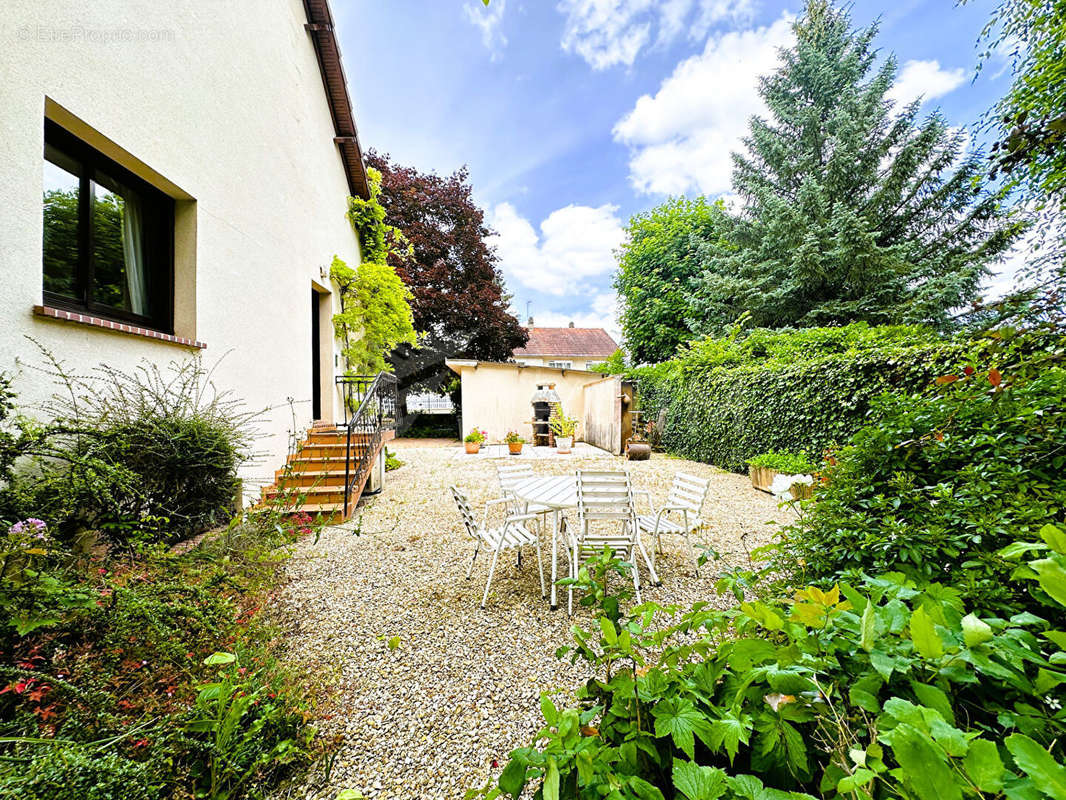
550, 509, 559, 610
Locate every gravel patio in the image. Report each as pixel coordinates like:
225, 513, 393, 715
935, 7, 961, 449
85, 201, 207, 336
275, 439, 791, 800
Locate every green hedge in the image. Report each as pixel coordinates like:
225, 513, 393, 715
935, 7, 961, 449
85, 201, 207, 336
631, 325, 970, 472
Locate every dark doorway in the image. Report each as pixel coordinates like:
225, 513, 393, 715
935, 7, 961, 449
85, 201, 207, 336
311, 290, 321, 421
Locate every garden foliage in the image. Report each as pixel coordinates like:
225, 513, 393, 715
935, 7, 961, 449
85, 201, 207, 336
474, 539, 1066, 800
631, 323, 966, 472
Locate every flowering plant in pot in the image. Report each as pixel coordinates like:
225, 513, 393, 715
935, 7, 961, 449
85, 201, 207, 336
504, 430, 525, 455
549, 413, 579, 454
463, 427, 486, 454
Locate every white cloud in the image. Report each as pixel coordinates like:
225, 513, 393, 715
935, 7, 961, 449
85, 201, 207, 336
531, 292, 622, 342
887, 59, 966, 108
613, 14, 794, 195
464, 0, 507, 58
557, 0, 755, 70
487, 202, 625, 296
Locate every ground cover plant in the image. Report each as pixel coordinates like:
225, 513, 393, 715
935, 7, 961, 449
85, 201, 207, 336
0, 367, 326, 799
471, 537, 1066, 800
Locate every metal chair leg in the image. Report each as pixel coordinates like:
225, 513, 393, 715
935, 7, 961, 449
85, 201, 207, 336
535, 540, 546, 598
482, 545, 503, 608
466, 544, 480, 579
685, 529, 699, 577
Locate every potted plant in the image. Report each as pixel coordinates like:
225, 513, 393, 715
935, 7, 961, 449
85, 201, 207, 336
463, 427, 486, 454
549, 412, 578, 454
746, 451, 817, 494
504, 430, 525, 455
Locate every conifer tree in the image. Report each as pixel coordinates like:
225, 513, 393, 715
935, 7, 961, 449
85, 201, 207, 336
688, 0, 1023, 332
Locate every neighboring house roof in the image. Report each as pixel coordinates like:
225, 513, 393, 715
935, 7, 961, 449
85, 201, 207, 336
303, 0, 370, 199
513, 327, 618, 358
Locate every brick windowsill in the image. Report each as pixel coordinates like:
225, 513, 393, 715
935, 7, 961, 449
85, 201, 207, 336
33, 305, 206, 349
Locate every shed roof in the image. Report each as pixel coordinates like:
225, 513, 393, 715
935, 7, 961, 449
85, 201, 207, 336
513, 327, 618, 358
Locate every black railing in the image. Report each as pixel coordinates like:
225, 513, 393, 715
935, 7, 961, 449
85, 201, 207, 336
335, 374, 378, 423
342, 372, 397, 517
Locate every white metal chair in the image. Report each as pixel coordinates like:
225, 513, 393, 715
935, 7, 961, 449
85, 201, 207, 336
568, 470, 659, 614
450, 485, 546, 608
635, 472, 712, 576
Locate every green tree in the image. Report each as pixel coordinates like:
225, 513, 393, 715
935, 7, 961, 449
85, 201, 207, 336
615, 196, 729, 363
688, 0, 1023, 333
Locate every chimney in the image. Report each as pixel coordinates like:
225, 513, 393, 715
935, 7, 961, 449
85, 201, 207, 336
568, 321, 575, 328
527, 316, 534, 326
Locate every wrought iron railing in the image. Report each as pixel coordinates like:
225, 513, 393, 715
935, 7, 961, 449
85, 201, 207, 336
341, 372, 397, 517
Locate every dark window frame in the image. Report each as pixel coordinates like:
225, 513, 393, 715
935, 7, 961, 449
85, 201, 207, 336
42, 120, 175, 333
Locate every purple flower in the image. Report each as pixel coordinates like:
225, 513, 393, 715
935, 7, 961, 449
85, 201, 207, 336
9, 518, 48, 539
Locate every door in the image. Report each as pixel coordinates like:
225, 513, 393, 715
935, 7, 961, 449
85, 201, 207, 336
311, 290, 321, 421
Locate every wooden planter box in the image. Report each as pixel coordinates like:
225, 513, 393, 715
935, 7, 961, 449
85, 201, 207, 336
789, 482, 815, 500
749, 465, 778, 493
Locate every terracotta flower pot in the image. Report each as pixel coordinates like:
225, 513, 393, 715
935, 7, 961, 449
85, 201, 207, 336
508, 442, 523, 455
465, 442, 481, 454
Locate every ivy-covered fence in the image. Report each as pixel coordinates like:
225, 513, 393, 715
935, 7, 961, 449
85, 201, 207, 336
630, 325, 970, 472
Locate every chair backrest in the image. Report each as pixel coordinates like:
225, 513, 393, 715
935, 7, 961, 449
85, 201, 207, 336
450, 486, 479, 539
576, 470, 634, 524
497, 463, 535, 493
667, 472, 711, 518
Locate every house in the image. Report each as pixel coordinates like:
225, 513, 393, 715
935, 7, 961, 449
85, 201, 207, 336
1, 0, 386, 516
512, 320, 619, 371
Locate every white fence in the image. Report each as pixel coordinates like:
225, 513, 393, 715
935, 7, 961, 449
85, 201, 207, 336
407, 392, 454, 414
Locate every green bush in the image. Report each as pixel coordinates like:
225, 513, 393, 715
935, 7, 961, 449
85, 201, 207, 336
0, 746, 165, 800
632, 324, 968, 472
745, 451, 817, 474
477, 540, 1066, 800
773, 355, 1066, 615
4, 354, 259, 545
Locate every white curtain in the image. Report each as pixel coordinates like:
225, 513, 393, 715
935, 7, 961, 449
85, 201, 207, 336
120, 189, 148, 316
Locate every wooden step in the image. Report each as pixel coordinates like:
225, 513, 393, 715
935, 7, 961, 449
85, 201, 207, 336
305, 428, 347, 444
276, 470, 349, 489
284, 458, 359, 473
264, 486, 347, 505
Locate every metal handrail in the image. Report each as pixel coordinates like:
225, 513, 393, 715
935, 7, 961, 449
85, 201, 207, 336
342, 371, 397, 517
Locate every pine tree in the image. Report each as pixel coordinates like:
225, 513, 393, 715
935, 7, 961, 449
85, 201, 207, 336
688, 0, 1024, 333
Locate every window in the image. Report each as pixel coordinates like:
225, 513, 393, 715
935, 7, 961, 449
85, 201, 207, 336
42, 120, 174, 331
547, 360, 573, 369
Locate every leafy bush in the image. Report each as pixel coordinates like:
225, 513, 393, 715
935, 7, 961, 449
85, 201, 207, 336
773, 355, 1066, 615
632, 324, 967, 472
745, 452, 817, 475
4, 354, 259, 545
0, 746, 166, 800
476, 541, 1066, 800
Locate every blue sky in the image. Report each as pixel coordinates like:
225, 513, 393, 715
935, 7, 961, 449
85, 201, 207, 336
336, 0, 1015, 340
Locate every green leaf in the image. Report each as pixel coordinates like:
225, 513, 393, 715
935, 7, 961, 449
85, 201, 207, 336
543, 758, 560, 800
837, 769, 876, 793
1030, 556, 1066, 606
628, 775, 667, 800
203, 651, 236, 666
672, 759, 727, 800
961, 613, 994, 647
860, 602, 876, 652
910, 682, 954, 725
887, 722, 962, 800
653, 698, 713, 760
336, 791, 365, 800
1006, 734, 1066, 800
964, 740, 1004, 793
599, 616, 618, 645
910, 606, 944, 659
707, 712, 752, 764
387, 635, 401, 651
1039, 524, 1066, 555
497, 759, 526, 799
539, 694, 558, 726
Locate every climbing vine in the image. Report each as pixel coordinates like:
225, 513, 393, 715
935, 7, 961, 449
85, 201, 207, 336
331, 167, 417, 375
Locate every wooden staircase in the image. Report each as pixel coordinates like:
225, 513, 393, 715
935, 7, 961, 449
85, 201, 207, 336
260, 424, 394, 523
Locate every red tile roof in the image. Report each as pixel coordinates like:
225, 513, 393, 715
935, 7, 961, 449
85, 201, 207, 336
513, 327, 619, 358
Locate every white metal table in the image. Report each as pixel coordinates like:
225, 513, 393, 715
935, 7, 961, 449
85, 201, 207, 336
511, 475, 577, 610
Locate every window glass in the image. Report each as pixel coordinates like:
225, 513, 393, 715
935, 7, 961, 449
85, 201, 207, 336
91, 172, 148, 314
42, 144, 81, 300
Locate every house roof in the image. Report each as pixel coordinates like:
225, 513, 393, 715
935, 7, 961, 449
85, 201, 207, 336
303, 0, 370, 199
513, 327, 619, 358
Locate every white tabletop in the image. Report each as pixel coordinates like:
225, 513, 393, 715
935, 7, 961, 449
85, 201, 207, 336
512, 475, 578, 509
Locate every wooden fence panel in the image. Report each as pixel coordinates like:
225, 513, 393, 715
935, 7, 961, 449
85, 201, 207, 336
583, 376, 623, 454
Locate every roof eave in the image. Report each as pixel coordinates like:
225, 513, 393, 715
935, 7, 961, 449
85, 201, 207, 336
303, 0, 370, 200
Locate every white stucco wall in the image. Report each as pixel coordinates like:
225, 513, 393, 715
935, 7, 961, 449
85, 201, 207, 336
514, 356, 606, 371
0, 0, 361, 496
448, 362, 607, 443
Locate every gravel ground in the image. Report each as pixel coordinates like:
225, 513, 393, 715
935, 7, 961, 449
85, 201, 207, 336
274, 439, 791, 800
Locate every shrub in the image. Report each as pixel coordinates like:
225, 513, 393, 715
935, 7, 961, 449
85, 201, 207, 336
745, 451, 817, 474
0, 746, 165, 800
476, 541, 1066, 800
773, 356, 1066, 615
8, 354, 259, 545
632, 325, 967, 472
